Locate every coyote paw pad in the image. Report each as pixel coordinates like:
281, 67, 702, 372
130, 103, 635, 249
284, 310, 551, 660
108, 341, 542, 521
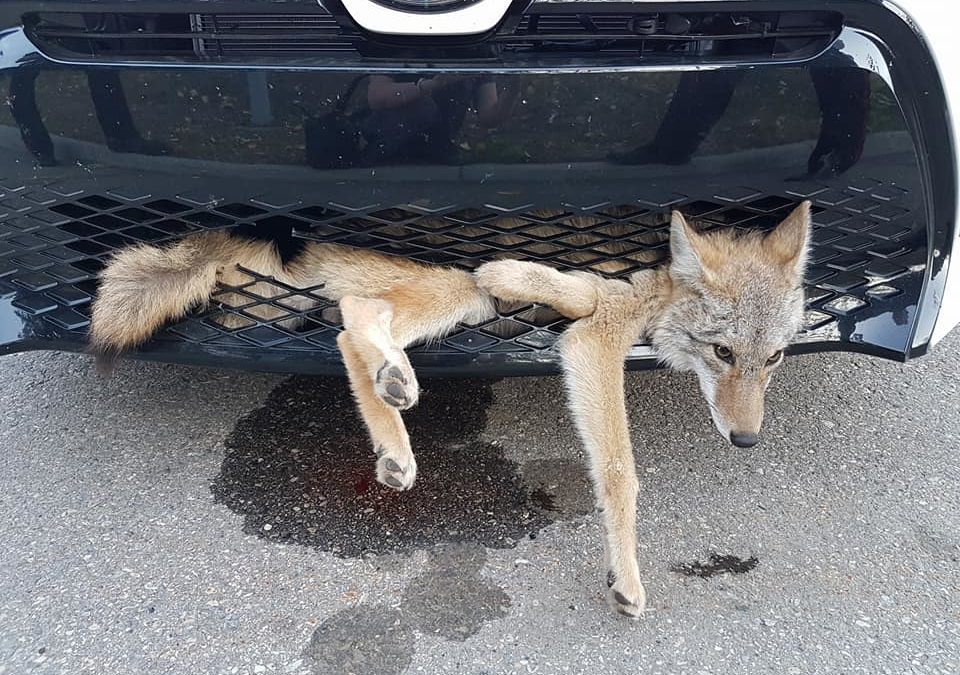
375, 449, 417, 491
605, 570, 646, 619
375, 362, 419, 410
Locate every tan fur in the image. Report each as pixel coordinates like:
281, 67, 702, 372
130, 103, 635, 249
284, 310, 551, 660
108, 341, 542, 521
473, 262, 599, 319
555, 270, 670, 617
91, 201, 810, 619
474, 201, 811, 618
712, 367, 768, 436
90, 232, 494, 492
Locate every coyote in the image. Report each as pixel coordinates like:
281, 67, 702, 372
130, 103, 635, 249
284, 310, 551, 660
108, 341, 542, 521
475, 202, 810, 616
89, 201, 810, 617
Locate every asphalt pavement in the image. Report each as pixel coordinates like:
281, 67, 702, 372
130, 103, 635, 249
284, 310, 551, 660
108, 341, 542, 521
0, 332, 958, 674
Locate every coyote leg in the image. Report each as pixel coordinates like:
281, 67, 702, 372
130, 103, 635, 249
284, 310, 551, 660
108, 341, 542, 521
340, 296, 421, 410
559, 294, 647, 618
337, 331, 417, 490
474, 260, 600, 319
337, 278, 493, 491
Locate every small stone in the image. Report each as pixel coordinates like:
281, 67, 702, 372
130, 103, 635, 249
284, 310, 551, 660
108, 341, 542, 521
262, 523, 272, 531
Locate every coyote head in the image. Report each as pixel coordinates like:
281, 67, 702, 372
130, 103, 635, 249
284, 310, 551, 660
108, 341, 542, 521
651, 202, 811, 447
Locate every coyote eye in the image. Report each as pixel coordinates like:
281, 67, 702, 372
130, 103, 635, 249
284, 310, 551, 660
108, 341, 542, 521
713, 344, 734, 364
766, 350, 784, 366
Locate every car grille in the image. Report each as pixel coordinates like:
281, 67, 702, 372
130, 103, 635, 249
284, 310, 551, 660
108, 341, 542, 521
23, 8, 841, 64
0, 179, 922, 369
498, 10, 841, 61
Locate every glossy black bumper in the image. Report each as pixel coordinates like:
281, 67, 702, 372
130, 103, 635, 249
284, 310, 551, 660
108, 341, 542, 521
0, 1, 954, 375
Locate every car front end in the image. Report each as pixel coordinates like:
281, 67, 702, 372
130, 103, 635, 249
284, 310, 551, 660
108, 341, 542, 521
0, 0, 956, 375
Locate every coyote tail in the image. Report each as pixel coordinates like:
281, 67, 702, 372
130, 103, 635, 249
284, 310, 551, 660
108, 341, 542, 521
89, 230, 247, 361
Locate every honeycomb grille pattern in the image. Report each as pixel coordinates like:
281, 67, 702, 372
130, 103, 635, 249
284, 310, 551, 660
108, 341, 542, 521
0, 177, 925, 361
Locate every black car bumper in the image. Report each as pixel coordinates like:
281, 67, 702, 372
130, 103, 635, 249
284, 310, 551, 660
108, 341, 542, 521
0, 1, 954, 375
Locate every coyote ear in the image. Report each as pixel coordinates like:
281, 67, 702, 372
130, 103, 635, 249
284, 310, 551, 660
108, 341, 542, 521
765, 201, 811, 281
669, 210, 712, 285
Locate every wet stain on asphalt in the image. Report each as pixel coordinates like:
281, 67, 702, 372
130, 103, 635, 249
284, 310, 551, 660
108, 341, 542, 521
214, 375, 593, 674
211, 376, 592, 557
521, 458, 594, 517
300, 544, 509, 675
300, 605, 413, 675
529, 488, 558, 512
401, 544, 511, 640
671, 553, 760, 579
211, 376, 582, 557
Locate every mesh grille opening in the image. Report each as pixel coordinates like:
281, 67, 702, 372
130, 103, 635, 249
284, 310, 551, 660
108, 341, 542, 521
24, 11, 355, 62
23, 8, 841, 64
193, 14, 356, 57
498, 10, 842, 62
0, 182, 922, 361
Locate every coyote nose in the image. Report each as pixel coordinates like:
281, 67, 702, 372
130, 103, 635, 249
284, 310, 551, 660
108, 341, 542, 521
730, 431, 759, 448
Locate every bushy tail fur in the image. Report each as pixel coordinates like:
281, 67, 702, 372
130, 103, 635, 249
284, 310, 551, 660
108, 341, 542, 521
89, 229, 496, 368
89, 231, 247, 358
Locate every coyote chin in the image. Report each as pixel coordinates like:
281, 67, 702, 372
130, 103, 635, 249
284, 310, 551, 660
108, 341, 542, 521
89, 201, 810, 618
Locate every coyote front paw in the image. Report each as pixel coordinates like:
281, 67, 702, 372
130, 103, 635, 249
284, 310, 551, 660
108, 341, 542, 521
375, 447, 418, 491
474, 260, 537, 300
375, 360, 419, 410
605, 568, 646, 619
